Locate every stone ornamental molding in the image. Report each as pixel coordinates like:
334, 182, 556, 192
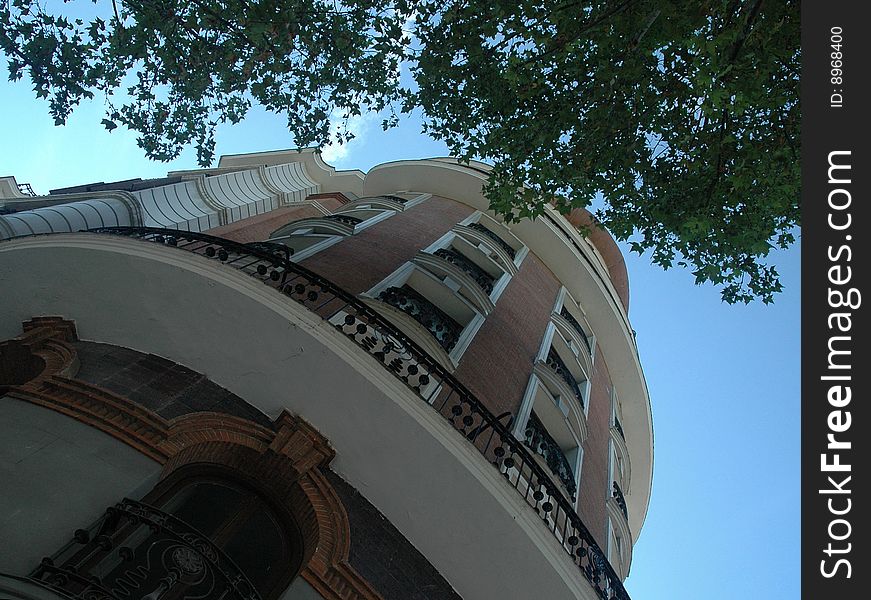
0, 318, 383, 600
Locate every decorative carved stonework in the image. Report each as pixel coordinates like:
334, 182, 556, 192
0, 317, 79, 387
1, 318, 382, 600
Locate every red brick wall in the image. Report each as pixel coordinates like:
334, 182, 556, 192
454, 253, 560, 419
577, 347, 613, 549
299, 196, 473, 294
209, 193, 616, 549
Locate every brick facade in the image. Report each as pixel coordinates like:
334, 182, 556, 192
299, 196, 473, 294
325, 471, 462, 600
207, 204, 330, 243
1, 319, 462, 600
453, 252, 560, 419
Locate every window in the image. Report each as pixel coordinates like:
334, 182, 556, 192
514, 309, 593, 508
453, 213, 527, 276
609, 387, 631, 491
339, 193, 429, 213
607, 492, 633, 580
552, 288, 595, 371
418, 227, 517, 311
606, 386, 632, 577
364, 263, 486, 369
524, 411, 580, 500
533, 327, 591, 427
31, 467, 304, 600
268, 215, 354, 259
268, 194, 427, 261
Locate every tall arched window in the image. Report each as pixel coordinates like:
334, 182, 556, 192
30, 466, 304, 600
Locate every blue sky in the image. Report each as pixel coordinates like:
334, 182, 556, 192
0, 60, 800, 599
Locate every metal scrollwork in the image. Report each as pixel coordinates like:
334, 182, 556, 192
546, 348, 585, 408
82, 227, 631, 600
29, 499, 260, 600
433, 248, 496, 293
325, 214, 362, 226
378, 285, 462, 352
378, 194, 408, 204
614, 416, 625, 440
612, 481, 629, 520
524, 413, 577, 498
468, 222, 516, 259
559, 307, 592, 353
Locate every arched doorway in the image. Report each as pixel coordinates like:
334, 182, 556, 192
30, 464, 305, 600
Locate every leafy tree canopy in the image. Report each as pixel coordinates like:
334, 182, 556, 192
1, 0, 799, 303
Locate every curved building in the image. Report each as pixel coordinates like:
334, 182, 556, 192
0, 149, 652, 600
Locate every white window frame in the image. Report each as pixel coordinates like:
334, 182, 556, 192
605, 517, 632, 581
552, 287, 596, 369
363, 262, 486, 370
537, 322, 592, 417
514, 373, 585, 509
269, 206, 400, 262
419, 230, 516, 309
339, 192, 430, 213
453, 212, 529, 276
609, 386, 632, 491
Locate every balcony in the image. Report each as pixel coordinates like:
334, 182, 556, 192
324, 214, 362, 227
17, 183, 36, 197
433, 247, 496, 294
467, 222, 516, 259
1, 226, 630, 600
546, 348, 585, 409
377, 285, 463, 352
524, 413, 577, 499
378, 194, 409, 204
612, 481, 629, 521
614, 415, 625, 440
560, 306, 592, 353
27, 499, 260, 600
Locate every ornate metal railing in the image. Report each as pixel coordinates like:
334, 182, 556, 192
614, 415, 625, 440
524, 413, 577, 499
17, 182, 36, 196
84, 226, 630, 600
378, 285, 462, 352
29, 498, 260, 600
378, 194, 408, 204
612, 482, 629, 520
325, 214, 362, 226
560, 306, 592, 353
546, 348, 585, 408
467, 222, 516, 259
433, 247, 496, 293
245, 240, 294, 262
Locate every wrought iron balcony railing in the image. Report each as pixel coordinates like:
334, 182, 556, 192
378, 285, 462, 352
29, 498, 260, 600
325, 214, 362, 226
81, 227, 631, 600
612, 481, 629, 520
378, 194, 408, 204
546, 348, 585, 409
559, 306, 592, 353
433, 247, 496, 294
524, 413, 577, 499
17, 182, 36, 196
467, 222, 516, 259
614, 415, 625, 440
